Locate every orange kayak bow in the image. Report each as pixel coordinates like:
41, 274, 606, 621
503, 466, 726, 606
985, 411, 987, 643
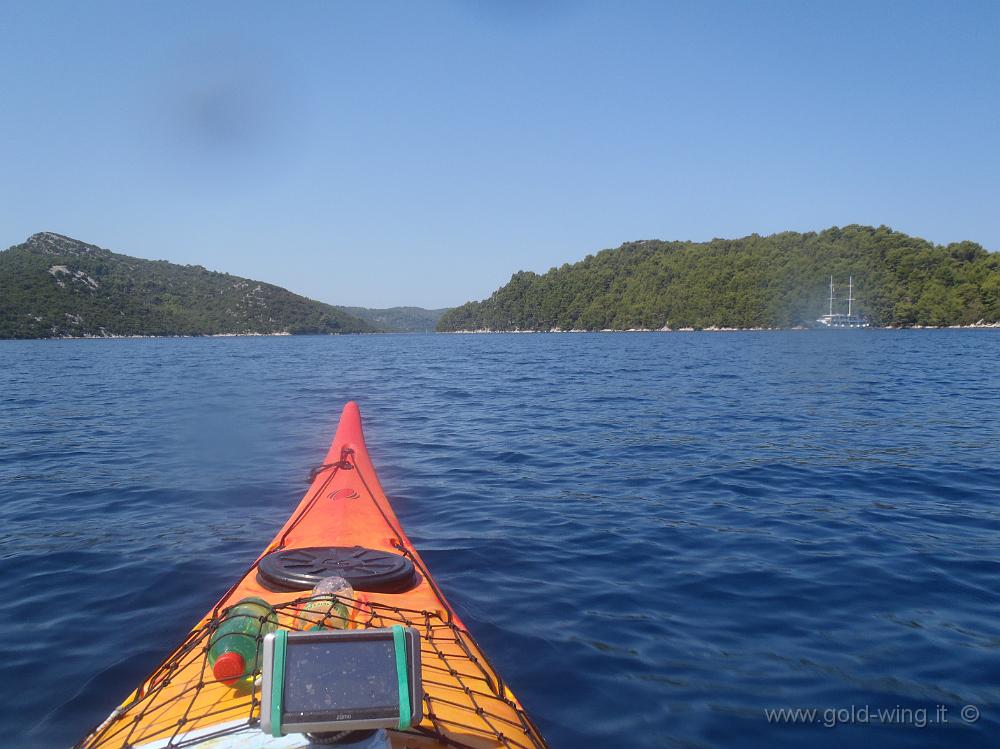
75, 401, 548, 749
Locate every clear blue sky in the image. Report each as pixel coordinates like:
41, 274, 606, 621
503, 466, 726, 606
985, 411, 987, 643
2, 1, 998, 308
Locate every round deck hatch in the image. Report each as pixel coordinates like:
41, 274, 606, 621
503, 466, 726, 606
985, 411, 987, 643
258, 546, 416, 593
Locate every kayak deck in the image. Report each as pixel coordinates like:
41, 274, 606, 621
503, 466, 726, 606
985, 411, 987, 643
75, 402, 547, 749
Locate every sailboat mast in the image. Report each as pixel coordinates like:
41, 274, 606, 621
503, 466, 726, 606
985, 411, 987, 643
829, 276, 835, 317
847, 276, 854, 317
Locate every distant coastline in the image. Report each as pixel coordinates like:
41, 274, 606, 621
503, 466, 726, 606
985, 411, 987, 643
4, 331, 357, 340
6, 227, 1000, 339
8, 321, 1000, 341
441, 321, 1000, 334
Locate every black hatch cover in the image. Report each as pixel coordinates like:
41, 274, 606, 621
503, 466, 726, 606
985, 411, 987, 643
257, 546, 416, 593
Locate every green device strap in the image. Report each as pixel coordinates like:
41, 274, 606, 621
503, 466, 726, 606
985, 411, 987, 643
391, 625, 412, 730
270, 630, 287, 737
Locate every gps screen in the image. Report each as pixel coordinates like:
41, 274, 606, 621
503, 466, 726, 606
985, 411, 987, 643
282, 637, 400, 716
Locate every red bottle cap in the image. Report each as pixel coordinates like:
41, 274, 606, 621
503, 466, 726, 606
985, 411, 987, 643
213, 651, 246, 685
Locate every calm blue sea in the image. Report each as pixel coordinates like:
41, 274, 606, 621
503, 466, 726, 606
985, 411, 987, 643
1, 332, 998, 749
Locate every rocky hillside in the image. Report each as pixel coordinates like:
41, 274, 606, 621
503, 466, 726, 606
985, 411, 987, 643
438, 226, 1000, 331
0, 233, 377, 338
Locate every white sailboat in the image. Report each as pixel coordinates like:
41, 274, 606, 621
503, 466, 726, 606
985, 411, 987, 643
816, 276, 869, 328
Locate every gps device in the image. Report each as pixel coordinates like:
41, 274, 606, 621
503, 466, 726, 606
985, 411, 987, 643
260, 626, 422, 737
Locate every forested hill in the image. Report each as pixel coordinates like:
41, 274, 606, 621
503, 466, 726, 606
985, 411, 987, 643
335, 305, 449, 333
0, 233, 377, 338
437, 226, 1000, 331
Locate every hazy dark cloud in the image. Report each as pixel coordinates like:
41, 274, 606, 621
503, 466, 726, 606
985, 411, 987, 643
154, 37, 302, 164
187, 74, 267, 149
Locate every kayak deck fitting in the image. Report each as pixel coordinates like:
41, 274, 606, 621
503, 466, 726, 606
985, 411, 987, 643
74, 402, 548, 749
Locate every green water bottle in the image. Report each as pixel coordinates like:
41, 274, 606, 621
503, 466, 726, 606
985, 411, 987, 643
208, 597, 278, 686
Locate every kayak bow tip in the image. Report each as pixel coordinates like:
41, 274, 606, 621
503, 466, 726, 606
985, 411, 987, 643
327, 400, 366, 461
